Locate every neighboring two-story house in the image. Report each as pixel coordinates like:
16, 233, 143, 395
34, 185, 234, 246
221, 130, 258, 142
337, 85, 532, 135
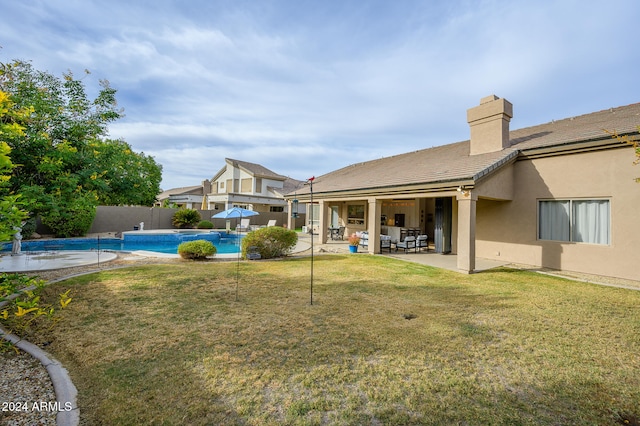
203, 158, 304, 214
158, 158, 304, 216
156, 185, 204, 209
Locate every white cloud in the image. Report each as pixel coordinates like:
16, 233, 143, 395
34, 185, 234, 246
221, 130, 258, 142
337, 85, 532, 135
2, 0, 639, 190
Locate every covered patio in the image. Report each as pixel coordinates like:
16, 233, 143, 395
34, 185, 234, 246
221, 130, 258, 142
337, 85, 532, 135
288, 186, 507, 274
305, 234, 509, 273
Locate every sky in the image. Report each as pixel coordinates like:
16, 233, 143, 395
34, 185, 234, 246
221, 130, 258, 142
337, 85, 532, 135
1, 0, 639, 190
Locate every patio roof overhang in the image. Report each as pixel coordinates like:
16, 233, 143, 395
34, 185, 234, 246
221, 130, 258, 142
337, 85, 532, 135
286, 150, 520, 203
286, 178, 477, 203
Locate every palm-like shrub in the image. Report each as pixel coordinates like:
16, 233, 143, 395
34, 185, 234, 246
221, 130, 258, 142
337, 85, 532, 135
177, 240, 216, 260
240, 226, 297, 259
172, 209, 201, 228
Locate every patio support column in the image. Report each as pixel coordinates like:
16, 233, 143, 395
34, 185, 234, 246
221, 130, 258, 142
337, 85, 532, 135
456, 191, 477, 273
286, 199, 293, 230
367, 198, 381, 254
318, 200, 328, 244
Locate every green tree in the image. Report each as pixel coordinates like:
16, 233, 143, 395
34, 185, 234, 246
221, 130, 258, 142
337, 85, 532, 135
0, 142, 27, 241
0, 60, 163, 236
86, 139, 162, 206
0, 90, 28, 241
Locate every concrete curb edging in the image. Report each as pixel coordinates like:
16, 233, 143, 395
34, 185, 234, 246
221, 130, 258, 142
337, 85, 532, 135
0, 328, 79, 426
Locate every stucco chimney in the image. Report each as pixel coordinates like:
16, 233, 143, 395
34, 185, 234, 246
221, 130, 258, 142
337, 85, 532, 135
202, 179, 212, 194
467, 95, 513, 155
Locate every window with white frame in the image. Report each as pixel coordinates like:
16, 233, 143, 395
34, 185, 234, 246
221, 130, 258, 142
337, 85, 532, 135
309, 203, 320, 228
538, 199, 610, 245
347, 204, 365, 225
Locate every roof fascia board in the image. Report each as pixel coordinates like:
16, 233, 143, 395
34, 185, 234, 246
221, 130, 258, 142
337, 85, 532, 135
518, 137, 632, 160
253, 173, 286, 181
211, 165, 227, 182
473, 151, 518, 182
288, 179, 476, 202
229, 158, 287, 180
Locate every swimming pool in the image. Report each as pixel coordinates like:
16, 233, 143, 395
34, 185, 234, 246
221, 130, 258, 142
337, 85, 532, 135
1, 231, 243, 255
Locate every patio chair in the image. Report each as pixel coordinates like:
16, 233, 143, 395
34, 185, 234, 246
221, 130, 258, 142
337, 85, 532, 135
416, 235, 429, 251
246, 246, 261, 260
358, 231, 369, 248
380, 235, 392, 253
395, 235, 416, 253
266, 219, 277, 227
237, 218, 251, 232
330, 226, 345, 240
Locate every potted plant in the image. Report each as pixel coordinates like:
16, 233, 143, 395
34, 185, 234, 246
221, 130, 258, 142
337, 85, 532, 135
348, 233, 360, 253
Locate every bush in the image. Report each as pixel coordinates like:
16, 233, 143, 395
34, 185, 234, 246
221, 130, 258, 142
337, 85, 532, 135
240, 226, 297, 259
172, 209, 201, 229
197, 220, 214, 229
178, 240, 216, 260
0, 273, 72, 346
41, 192, 97, 237
20, 217, 37, 239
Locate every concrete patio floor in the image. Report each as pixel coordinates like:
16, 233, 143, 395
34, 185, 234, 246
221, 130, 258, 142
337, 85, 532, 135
299, 233, 508, 273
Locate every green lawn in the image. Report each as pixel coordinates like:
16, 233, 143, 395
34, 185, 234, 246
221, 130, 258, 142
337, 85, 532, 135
33, 255, 640, 425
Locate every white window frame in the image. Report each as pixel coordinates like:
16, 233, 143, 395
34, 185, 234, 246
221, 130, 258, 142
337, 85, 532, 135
538, 198, 610, 245
309, 203, 320, 229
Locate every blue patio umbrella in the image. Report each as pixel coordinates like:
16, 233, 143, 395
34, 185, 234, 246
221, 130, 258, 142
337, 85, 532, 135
212, 206, 260, 220
212, 207, 260, 301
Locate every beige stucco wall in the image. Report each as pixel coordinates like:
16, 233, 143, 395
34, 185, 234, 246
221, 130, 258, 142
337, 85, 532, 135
475, 163, 514, 200
476, 146, 639, 281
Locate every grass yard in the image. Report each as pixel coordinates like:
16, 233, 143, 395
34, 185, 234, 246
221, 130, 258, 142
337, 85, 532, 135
30, 255, 640, 425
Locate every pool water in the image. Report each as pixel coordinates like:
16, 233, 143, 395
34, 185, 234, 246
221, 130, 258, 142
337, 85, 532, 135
1, 231, 243, 255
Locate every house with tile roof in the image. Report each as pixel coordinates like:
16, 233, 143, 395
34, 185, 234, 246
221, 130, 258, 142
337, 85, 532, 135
155, 185, 204, 208
205, 158, 304, 214
286, 95, 640, 281
156, 158, 305, 217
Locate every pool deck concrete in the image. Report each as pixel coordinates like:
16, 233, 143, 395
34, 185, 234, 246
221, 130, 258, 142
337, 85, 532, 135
0, 251, 119, 273
0, 233, 312, 273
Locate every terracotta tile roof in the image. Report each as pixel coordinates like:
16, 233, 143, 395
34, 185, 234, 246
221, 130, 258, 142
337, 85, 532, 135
226, 158, 288, 180
281, 177, 306, 194
268, 178, 306, 197
295, 102, 640, 196
510, 102, 640, 150
308, 143, 518, 194
157, 185, 202, 199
